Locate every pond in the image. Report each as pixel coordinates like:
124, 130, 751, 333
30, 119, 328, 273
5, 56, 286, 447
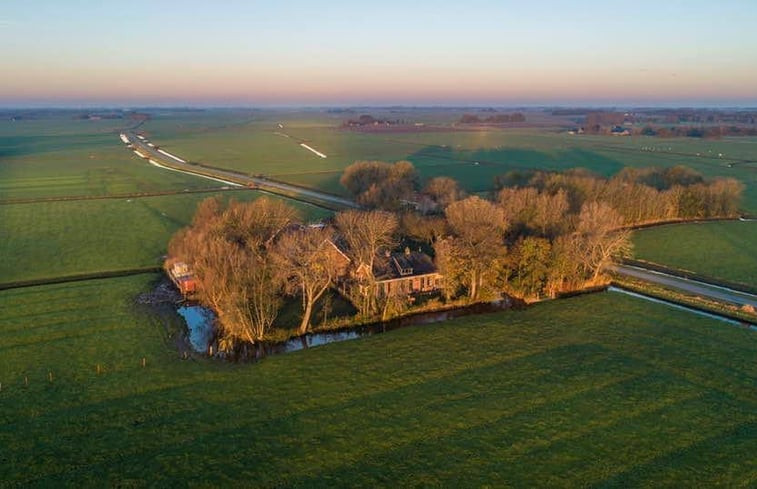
177, 305, 216, 353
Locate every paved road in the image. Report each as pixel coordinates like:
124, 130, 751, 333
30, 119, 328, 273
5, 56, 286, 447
610, 264, 757, 309
123, 132, 359, 211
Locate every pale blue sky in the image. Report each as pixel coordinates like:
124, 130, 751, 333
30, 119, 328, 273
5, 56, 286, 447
2, 0, 756, 106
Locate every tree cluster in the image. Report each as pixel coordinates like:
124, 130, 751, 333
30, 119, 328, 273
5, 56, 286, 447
168, 198, 299, 346
495, 166, 743, 223
341, 161, 465, 212
170, 200, 406, 347
169, 164, 744, 348
485, 166, 742, 298
340, 160, 420, 209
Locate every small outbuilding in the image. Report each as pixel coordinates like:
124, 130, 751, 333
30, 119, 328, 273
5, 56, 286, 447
165, 260, 198, 296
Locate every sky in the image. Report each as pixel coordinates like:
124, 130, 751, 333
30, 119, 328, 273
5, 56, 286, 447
2, 0, 757, 107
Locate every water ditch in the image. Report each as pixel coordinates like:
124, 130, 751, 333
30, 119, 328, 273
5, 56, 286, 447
175, 286, 755, 362
608, 286, 757, 330
175, 297, 523, 361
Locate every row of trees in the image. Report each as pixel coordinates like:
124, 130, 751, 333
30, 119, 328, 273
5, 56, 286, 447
640, 125, 757, 138
495, 166, 743, 227
432, 197, 632, 303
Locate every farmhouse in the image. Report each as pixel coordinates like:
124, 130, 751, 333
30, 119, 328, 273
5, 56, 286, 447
357, 248, 443, 298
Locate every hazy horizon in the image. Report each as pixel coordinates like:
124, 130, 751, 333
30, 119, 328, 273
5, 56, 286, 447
3, 0, 757, 107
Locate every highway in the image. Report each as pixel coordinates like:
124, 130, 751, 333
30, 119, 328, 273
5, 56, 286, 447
122, 132, 359, 211
610, 264, 757, 309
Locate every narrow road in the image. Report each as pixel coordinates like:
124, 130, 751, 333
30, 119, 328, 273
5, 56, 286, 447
609, 264, 757, 309
123, 132, 359, 211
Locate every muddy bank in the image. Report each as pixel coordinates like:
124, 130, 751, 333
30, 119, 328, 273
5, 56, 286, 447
135, 277, 197, 358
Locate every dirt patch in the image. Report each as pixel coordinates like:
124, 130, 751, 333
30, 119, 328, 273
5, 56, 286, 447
135, 277, 183, 305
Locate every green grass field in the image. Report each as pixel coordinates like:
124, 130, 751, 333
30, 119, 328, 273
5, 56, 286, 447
633, 221, 757, 287
0, 191, 330, 283
139, 111, 757, 211
0, 113, 331, 284
3, 110, 756, 486
1, 276, 755, 487
0, 116, 213, 200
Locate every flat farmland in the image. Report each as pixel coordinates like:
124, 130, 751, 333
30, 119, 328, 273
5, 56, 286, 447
140, 113, 757, 211
0, 117, 210, 200
0, 191, 330, 283
632, 221, 757, 287
1, 278, 755, 487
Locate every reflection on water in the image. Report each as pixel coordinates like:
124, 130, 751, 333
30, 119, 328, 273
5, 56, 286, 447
283, 329, 363, 353
177, 305, 216, 352
175, 297, 521, 360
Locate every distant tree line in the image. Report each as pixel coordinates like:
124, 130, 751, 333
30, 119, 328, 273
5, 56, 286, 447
584, 112, 629, 133
639, 125, 757, 138
342, 114, 403, 127
458, 113, 526, 124
643, 109, 757, 125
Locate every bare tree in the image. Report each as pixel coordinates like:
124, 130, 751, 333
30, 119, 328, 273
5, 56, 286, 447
507, 236, 551, 299
445, 196, 509, 301
424, 176, 464, 209
545, 234, 582, 297
335, 210, 398, 273
272, 227, 343, 334
335, 210, 398, 314
400, 212, 447, 245
574, 201, 632, 281
433, 236, 464, 301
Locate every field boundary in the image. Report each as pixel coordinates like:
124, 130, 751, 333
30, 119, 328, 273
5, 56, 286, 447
610, 278, 757, 326
0, 267, 161, 292
0, 187, 252, 206
623, 216, 744, 231
620, 258, 757, 295
124, 132, 357, 211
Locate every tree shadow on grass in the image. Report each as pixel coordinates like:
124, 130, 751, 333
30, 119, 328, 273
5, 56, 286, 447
406, 145, 626, 192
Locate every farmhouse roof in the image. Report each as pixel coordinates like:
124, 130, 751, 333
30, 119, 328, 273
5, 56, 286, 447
373, 249, 438, 281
